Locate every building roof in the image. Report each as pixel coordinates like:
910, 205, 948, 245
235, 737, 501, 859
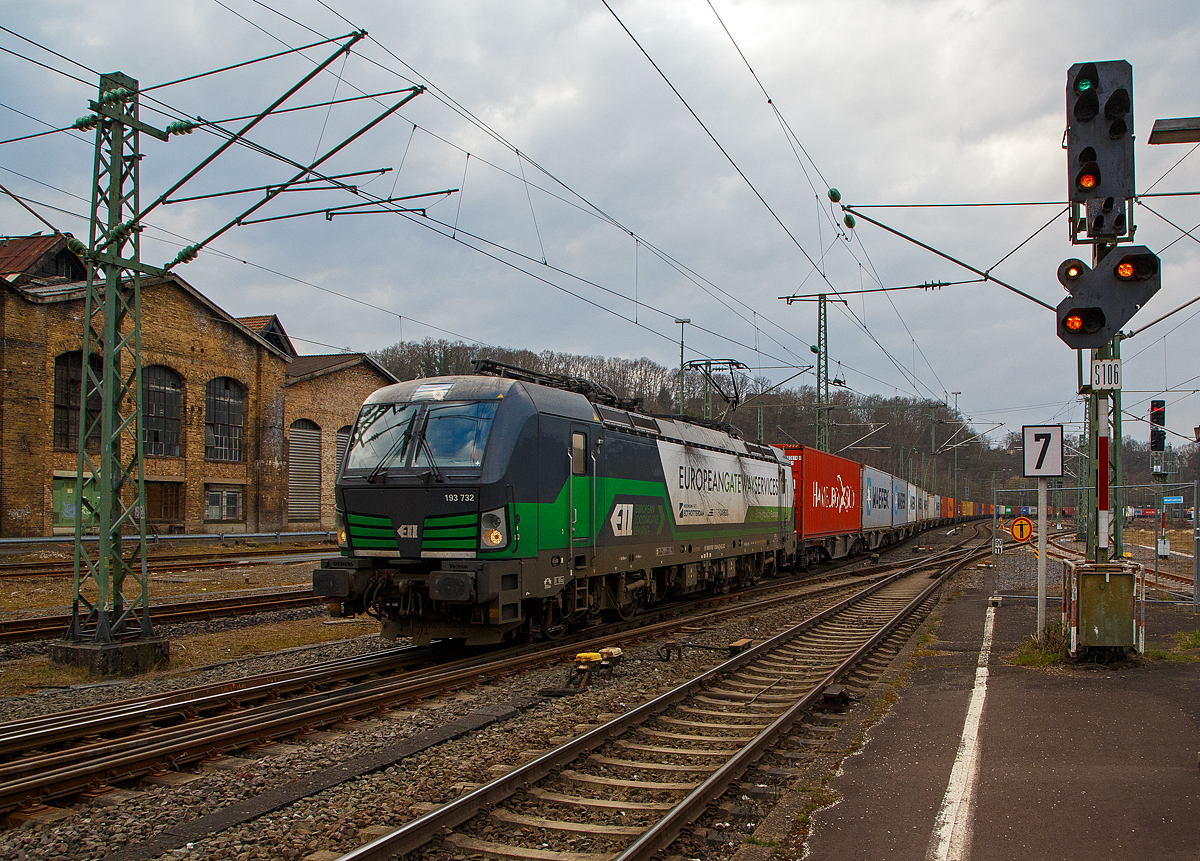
285, 353, 398, 386
1, 236, 384, 371
235, 314, 298, 358
7, 267, 295, 362
0, 233, 85, 288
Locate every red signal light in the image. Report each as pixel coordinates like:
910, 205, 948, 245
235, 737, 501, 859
1074, 159, 1101, 194
1113, 253, 1159, 282
1061, 307, 1105, 337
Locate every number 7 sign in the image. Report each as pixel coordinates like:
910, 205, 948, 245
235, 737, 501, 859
1022, 425, 1063, 478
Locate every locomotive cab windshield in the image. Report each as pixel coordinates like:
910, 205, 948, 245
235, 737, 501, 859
344, 399, 500, 482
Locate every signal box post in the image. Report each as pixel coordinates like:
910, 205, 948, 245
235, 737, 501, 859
1056, 60, 1151, 658
1064, 560, 1145, 658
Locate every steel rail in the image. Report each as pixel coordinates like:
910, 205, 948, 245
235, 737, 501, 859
0, 566, 916, 815
0, 547, 336, 579
338, 545, 982, 861
614, 548, 984, 860
0, 652, 505, 813
2, 552, 969, 748
0, 644, 435, 756
0, 587, 325, 643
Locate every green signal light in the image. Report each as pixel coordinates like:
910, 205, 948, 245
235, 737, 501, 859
1076, 78, 1095, 93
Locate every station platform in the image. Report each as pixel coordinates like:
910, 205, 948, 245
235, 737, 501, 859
801, 578, 1200, 860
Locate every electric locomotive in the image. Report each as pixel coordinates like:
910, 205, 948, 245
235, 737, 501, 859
313, 360, 796, 645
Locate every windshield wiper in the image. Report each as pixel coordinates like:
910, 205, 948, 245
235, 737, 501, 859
366, 420, 414, 485
417, 433, 443, 484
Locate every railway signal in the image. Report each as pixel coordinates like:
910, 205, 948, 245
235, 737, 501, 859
1067, 61, 1134, 239
1150, 399, 1166, 452
1056, 246, 1160, 349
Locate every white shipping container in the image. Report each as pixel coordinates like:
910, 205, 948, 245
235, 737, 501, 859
892, 476, 910, 526
862, 466, 892, 530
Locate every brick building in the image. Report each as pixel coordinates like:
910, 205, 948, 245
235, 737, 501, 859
0, 233, 395, 537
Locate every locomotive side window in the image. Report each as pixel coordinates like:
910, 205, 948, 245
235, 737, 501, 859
571, 432, 587, 475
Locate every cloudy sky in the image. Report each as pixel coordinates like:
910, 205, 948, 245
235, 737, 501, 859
2, 0, 1199, 452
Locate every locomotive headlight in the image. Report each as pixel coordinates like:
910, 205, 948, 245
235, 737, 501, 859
335, 508, 349, 549
480, 507, 508, 550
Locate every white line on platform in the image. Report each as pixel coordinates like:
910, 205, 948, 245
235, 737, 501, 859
926, 605, 995, 861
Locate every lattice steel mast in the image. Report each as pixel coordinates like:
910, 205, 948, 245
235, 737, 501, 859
65, 72, 168, 646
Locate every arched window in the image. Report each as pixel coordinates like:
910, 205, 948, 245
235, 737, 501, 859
53, 351, 102, 451
143, 365, 182, 457
287, 418, 320, 521
204, 377, 245, 461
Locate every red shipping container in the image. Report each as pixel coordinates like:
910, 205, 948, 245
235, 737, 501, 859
779, 445, 861, 539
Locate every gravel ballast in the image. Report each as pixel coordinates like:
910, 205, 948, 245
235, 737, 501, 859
0, 530, 977, 861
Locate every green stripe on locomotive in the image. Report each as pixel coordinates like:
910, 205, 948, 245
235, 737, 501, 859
527, 474, 791, 554
421, 511, 476, 552
346, 512, 398, 550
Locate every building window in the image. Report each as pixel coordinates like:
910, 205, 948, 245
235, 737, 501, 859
204, 377, 245, 461
53, 351, 103, 451
143, 365, 182, 457
287, 419, 321, 522
145, 481, 184, 522
205, 484, 243, 522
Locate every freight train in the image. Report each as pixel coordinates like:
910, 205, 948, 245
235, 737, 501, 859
313, 361, 988, 645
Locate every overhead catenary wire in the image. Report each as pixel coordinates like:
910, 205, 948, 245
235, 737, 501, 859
304, 2, 824, 370
0, 8, 1062, 423
203, 1, 829, 376
599, 0, 835, 293
0, 92, 795, 375
306, 2, 932, 402
36, 0, 808, 379
842, 206, 1055, 312
0, 16, 1060, 455
692, 2, 977, 404
701, 0, 1055, 411
0, 173, 497, 350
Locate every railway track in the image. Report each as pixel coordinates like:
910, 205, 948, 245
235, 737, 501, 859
339, 544, 984, 861
0, 555, 967, 821
0, 545, 337, 579
0, 587, 325, 644
1046, 533, 1196, 592
0, 548, 904, 647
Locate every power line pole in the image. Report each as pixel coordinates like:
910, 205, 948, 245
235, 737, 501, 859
952, 392, 961, 514
53, 72, 170, 674
783, 293, 846, 452
675, 318, 689, 415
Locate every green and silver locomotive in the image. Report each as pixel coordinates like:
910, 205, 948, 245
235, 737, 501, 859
313, 361, 795, 645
